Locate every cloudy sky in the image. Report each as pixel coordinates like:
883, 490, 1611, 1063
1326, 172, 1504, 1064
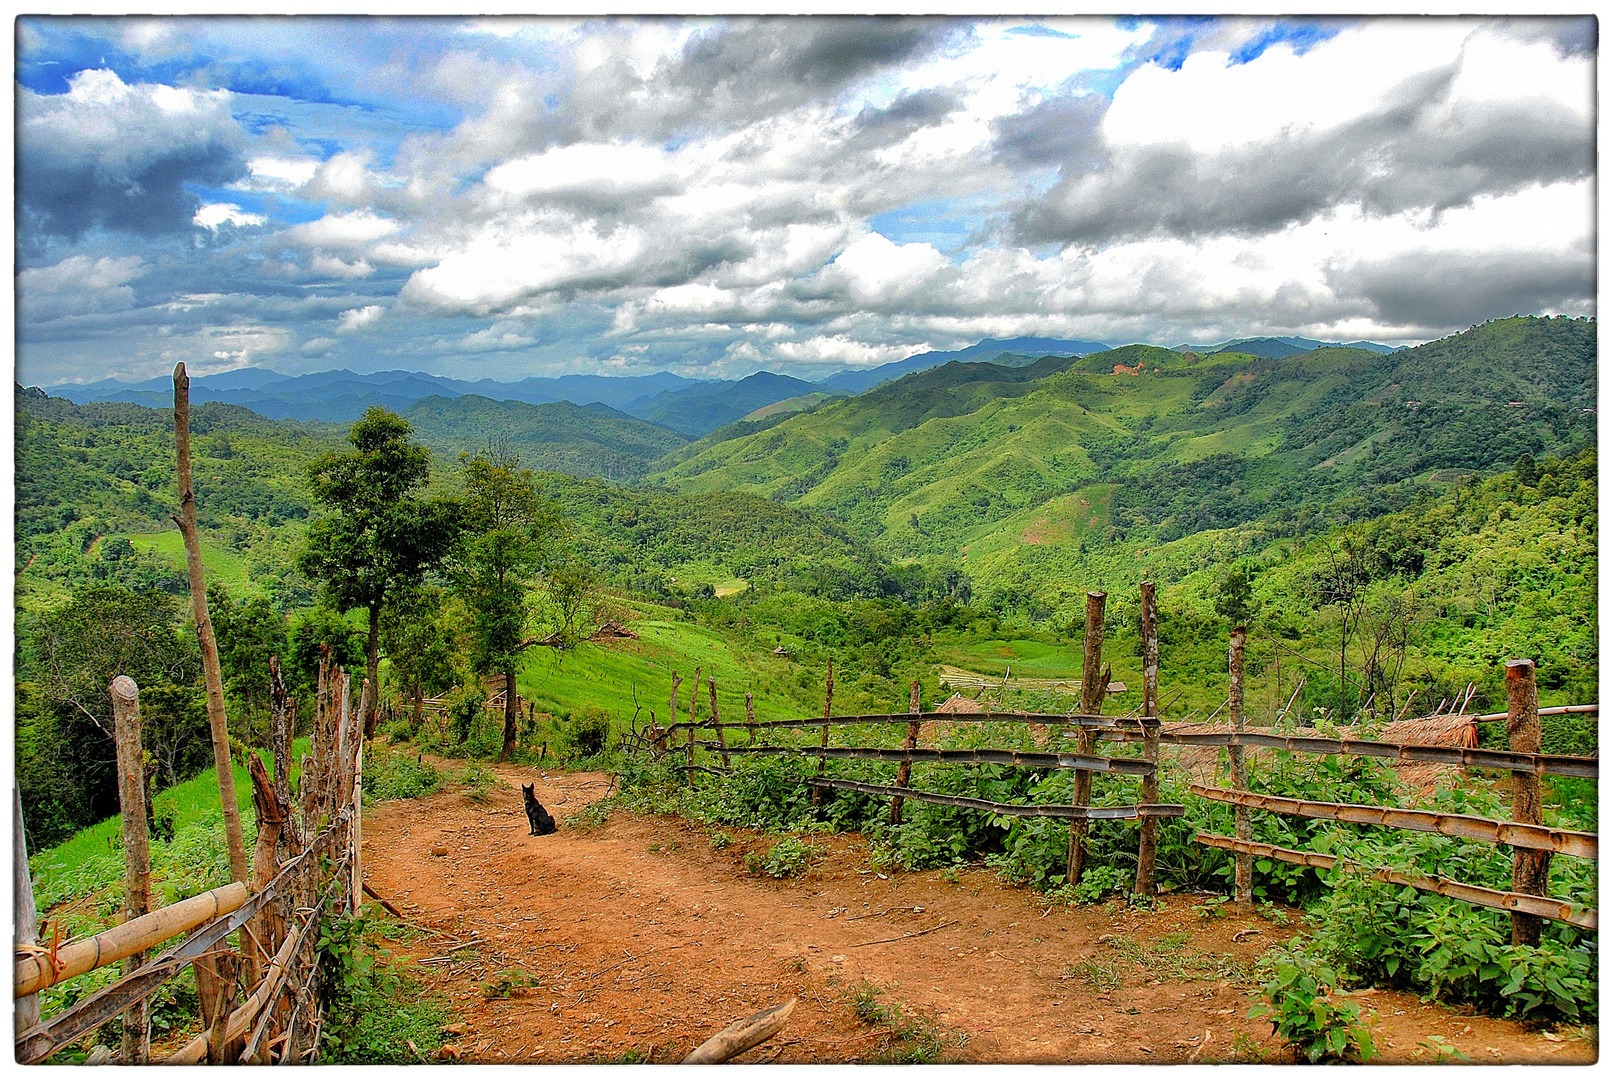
15, 15, 1596, 387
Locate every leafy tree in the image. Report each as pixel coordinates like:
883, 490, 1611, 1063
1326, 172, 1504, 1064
208, 583, 290, 746
1214, 563, 1259, 627
286, 606, 367, 702
298, 409, 459, 736
450, 443, 558, 759
380, 584, 461, 731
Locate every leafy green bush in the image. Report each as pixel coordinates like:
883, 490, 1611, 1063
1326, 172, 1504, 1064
363, 747, 444, 804
744, 834, 822, 878
557, 706, 612, 762
318, 907, 449, 1064
1250, 947, 1375, 1063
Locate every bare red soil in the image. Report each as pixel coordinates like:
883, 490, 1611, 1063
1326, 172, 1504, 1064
361, 762, 1596, 1065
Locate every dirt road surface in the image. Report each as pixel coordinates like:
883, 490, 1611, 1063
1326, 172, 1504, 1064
361, 762, 1596, 1065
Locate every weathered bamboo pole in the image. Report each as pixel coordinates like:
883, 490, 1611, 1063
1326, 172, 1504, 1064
1506, 659, 1551, 946
14, 789, 41, 1032
1197, 834, 1596, 930
1189, 784, 1597, 859
1228, 625, 1252, 903
110, 676, 152, 1063
814, 660, 833, 808
269, 656, 293, 812
1068, 591, 1106, 884
1134, 582, 1161, 896
172, 363, 248, 885
706, 742, 1155, 774
246, 756, 292, 992
890, 681, 923, 825
683, 997, 797, 1063
810, 777, 1182, 820
709, 676, 729, 769
163, 908, 313, 1066
14, 884, 249, 999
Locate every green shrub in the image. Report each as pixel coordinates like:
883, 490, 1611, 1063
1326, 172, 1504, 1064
317, 907, 449, 1064
363, 747, 444, 804
744, 834, 822, 878
558, 706, 613, 762
1250, 947, 1375, 1063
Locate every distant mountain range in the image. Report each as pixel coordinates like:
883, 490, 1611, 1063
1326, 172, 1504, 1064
1172, 336, 1405, 359
40, 333, 1403, 434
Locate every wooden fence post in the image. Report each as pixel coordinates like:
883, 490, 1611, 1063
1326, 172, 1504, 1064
709, 675, 730, 769
1135, 582, 1161, 896
15, 787, 41, 1034
1068, 591, 1106, 884
110, 676, 152, 1063
814, 661, 833, 808
172, 362, 249, 886
890, 681, 922, 825
745, 692, 756, 746
1506, 659, 1551, 946
352, 742, 365, 914
663, 671, 680, 756
1229, 625, 1252, 904
686, 668, 702, 784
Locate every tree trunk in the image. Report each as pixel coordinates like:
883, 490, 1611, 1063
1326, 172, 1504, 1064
1229, 625, 1252, 904
363, 605, 381, 739
1506, 659, 1550, 946
172, 363, 249, 886
1134, 581, 1161, 897
1068, 591, 1106, 884
501, 667, 518, 761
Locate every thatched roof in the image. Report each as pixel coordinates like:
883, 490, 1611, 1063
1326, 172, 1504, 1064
1166, 710, 1480, 795
590, 620, 637, 641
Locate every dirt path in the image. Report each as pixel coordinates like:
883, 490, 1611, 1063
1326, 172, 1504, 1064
361, 762, 1595, 1065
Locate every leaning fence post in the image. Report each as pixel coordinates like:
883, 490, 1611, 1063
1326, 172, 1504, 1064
1506, 658, 1551, 946
1229, 625, 1252, 904
745, 692, 757, 746
110, 675, 152, 1063
1135, 582, 1161, 896
663, 671, 680, 757
1068, 591, 1106, 884
15, 787, 41, 1034
890, 681, 922, 825
814, 660, 833, 808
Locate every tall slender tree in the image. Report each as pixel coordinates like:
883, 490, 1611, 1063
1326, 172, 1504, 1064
451, 441, 557, 760
298, 408, 458, 737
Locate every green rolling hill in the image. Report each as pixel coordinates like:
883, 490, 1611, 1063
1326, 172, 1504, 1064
649, 317, 1596, 582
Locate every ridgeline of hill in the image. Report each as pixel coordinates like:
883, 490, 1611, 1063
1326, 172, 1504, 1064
651, 319, 1595, 588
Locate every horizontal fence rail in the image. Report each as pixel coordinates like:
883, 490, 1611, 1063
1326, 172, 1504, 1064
1190, 785, 1598, 860
658, 710, 1133, 735
15, 812, 347, 1065
690, 741, 1156, 775
1196, 834, 1598, 930
1471, 703, 1599, 724
14, 883, 249, 999
805, 776, 1183, 820
1085, 729, 1599, 779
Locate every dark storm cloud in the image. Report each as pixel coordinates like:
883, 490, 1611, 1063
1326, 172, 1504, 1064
989, 91, 1108, 168
851, 87, 964, 141
1496, 16, 1597, 58
1326, 247, 1595, 328
1015, 65, 1593, 245
17, 72, 249, 243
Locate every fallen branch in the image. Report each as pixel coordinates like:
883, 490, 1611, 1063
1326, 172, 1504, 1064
848, 919, 958, 948
682, 998, 797, 1064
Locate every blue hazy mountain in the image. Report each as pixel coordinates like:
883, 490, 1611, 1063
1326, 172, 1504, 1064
818, 337, 1114, 394
1173, 336, 1404, 359
622, 371, 838, 437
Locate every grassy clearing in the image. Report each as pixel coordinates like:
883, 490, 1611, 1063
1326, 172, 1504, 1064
118, 531, 256, 596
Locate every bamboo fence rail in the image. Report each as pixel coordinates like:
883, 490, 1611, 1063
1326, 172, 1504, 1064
1189, 784, 1598, 859
804, 777, 1183, 820
1196, 834, 1597, 930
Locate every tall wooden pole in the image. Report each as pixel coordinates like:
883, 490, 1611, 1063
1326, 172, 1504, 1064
686, 668, 701, 785
15, 787, 41, 1034
1068, 591, 1106, 884
1506, 659, 1550, 946
110, 676, 152, 1062
1229, 625, 1252, 904
1134, 583, 1161, 896
814, 661, 833, 808
173, 363, 249, 884
890, 681, 922, 825
745, 692, 756, 746
709, 675, 729, 769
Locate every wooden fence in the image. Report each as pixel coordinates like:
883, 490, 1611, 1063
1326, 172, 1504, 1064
13, 654, 366, 1064
626, 581, 1598, 942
